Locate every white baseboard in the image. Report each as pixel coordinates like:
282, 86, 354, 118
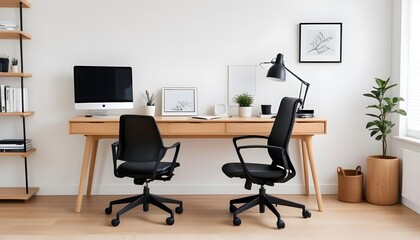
401, 196, 420, 214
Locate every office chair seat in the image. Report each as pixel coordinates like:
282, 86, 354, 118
118, 161, 180, 178
222, 97, 311, 229
222, 163, 287, 180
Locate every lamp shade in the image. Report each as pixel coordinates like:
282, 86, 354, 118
266, 53, 286, 81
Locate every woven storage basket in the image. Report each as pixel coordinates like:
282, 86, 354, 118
337, 166, 363, 203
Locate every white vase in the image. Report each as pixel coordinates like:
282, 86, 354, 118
238, 106, 252, 117
144, 106, 156, 116
11, 65, 19, 73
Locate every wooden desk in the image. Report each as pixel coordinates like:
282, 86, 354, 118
69, 116, 327, 213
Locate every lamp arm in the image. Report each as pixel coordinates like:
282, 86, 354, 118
284, 65, 310, 109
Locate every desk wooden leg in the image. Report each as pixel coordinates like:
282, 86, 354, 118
300, 139, 310, 196
75, 136, 94, 213
304, 136, 324, 212
86, 138, 99, 197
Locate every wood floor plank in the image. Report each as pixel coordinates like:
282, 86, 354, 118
0, 194, 419, 239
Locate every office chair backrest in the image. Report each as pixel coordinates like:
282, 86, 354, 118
118, 115, 164, 162
267, 97, 301, 168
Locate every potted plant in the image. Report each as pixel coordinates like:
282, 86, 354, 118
0, 55, 9, 73
363, 77, 406, 205
11, 58, 18, 73
233, 92, 254, 117
143, 90, 155, 116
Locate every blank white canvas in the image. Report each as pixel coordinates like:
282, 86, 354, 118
228, 65, 256, 106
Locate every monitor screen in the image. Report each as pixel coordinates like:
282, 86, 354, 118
73, 66, 133, 112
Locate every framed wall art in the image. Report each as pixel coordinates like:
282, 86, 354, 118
299, 22, 342, 63
161, 87, 198, 116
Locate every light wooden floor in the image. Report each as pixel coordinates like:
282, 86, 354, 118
0, 194, 419, 240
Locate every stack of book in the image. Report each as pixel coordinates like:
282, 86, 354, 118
0, 21, 18, 30
0, 85, 29, 112
0, 139, 32, 152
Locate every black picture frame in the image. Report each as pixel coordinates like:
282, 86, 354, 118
299, 22, 342, 63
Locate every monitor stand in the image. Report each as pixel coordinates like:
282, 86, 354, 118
87, 110, 120, 119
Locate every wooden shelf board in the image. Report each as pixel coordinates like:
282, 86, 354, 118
0, 187, 38, 200
0, 0, 31, 8
0, 72, 32, 78
0, 30, 31, 40
0, 148, 36, 157
0, 111, 34, 117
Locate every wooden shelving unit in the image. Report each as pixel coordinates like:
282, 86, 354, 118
0, 30, 31, 39
0, 0, 37, 200
0, 72, 32, 77
0, 111, 34, 117
0, 187, 38, 200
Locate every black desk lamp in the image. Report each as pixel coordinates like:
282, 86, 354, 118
262, 53, 314, 118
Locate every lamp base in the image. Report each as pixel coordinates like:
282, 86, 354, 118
297, 109, 314, 118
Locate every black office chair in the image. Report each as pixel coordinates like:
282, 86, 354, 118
222, 97, 311, 229
105, 115, 183, 226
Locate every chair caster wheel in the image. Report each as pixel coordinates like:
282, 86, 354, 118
105, 207, 112, 215
111, 218, 120, 227
175, 206, 183, 214
166, 217, 175, 225
277, 219, 285, 229
233, 217, 241, 226
302, 209, 311, 218
229, 205, 237, 213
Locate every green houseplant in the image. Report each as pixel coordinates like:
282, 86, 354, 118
233, 92, 254, 107
233, 93, 254, 117
363, 77, 406, 158
363, 77, 406, 205
11, 58, 18, 73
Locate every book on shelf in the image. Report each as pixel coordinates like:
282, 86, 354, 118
0, 85, 4, 112
0, 139, 32, 144
0, 142, 32, 148
0, 139, 32, 152
0, 147, 32, 152
0, 20, 18, 30
0, 85, 28, 113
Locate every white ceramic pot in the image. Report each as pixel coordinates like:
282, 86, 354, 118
144, 105, 156, 116
238, 106, 252, 117
11, 65, 19, 73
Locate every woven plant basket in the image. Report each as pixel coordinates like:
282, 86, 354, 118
337, 166, 363, 203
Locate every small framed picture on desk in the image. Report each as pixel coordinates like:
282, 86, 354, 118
162, 87, 198, 116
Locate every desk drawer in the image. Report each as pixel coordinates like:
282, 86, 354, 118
69, 122, 119, 135
226, 123, 272, 135
293, 122, 326, 134
157, 123, 168, 135
167, 123, 225, 135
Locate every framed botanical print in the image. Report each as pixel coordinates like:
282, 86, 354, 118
161, 87, 198, 116
299, 23, 342, 63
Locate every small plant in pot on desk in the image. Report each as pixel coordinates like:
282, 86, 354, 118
363, 77, 406, 205
233, 92, 254, 117
143, 90, 155, 116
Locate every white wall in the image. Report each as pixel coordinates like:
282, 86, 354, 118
0, 0, 393, 195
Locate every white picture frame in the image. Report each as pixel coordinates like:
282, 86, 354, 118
161, 87, 198, 116
228, 65, 256, 106
299, 22, 342, 63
